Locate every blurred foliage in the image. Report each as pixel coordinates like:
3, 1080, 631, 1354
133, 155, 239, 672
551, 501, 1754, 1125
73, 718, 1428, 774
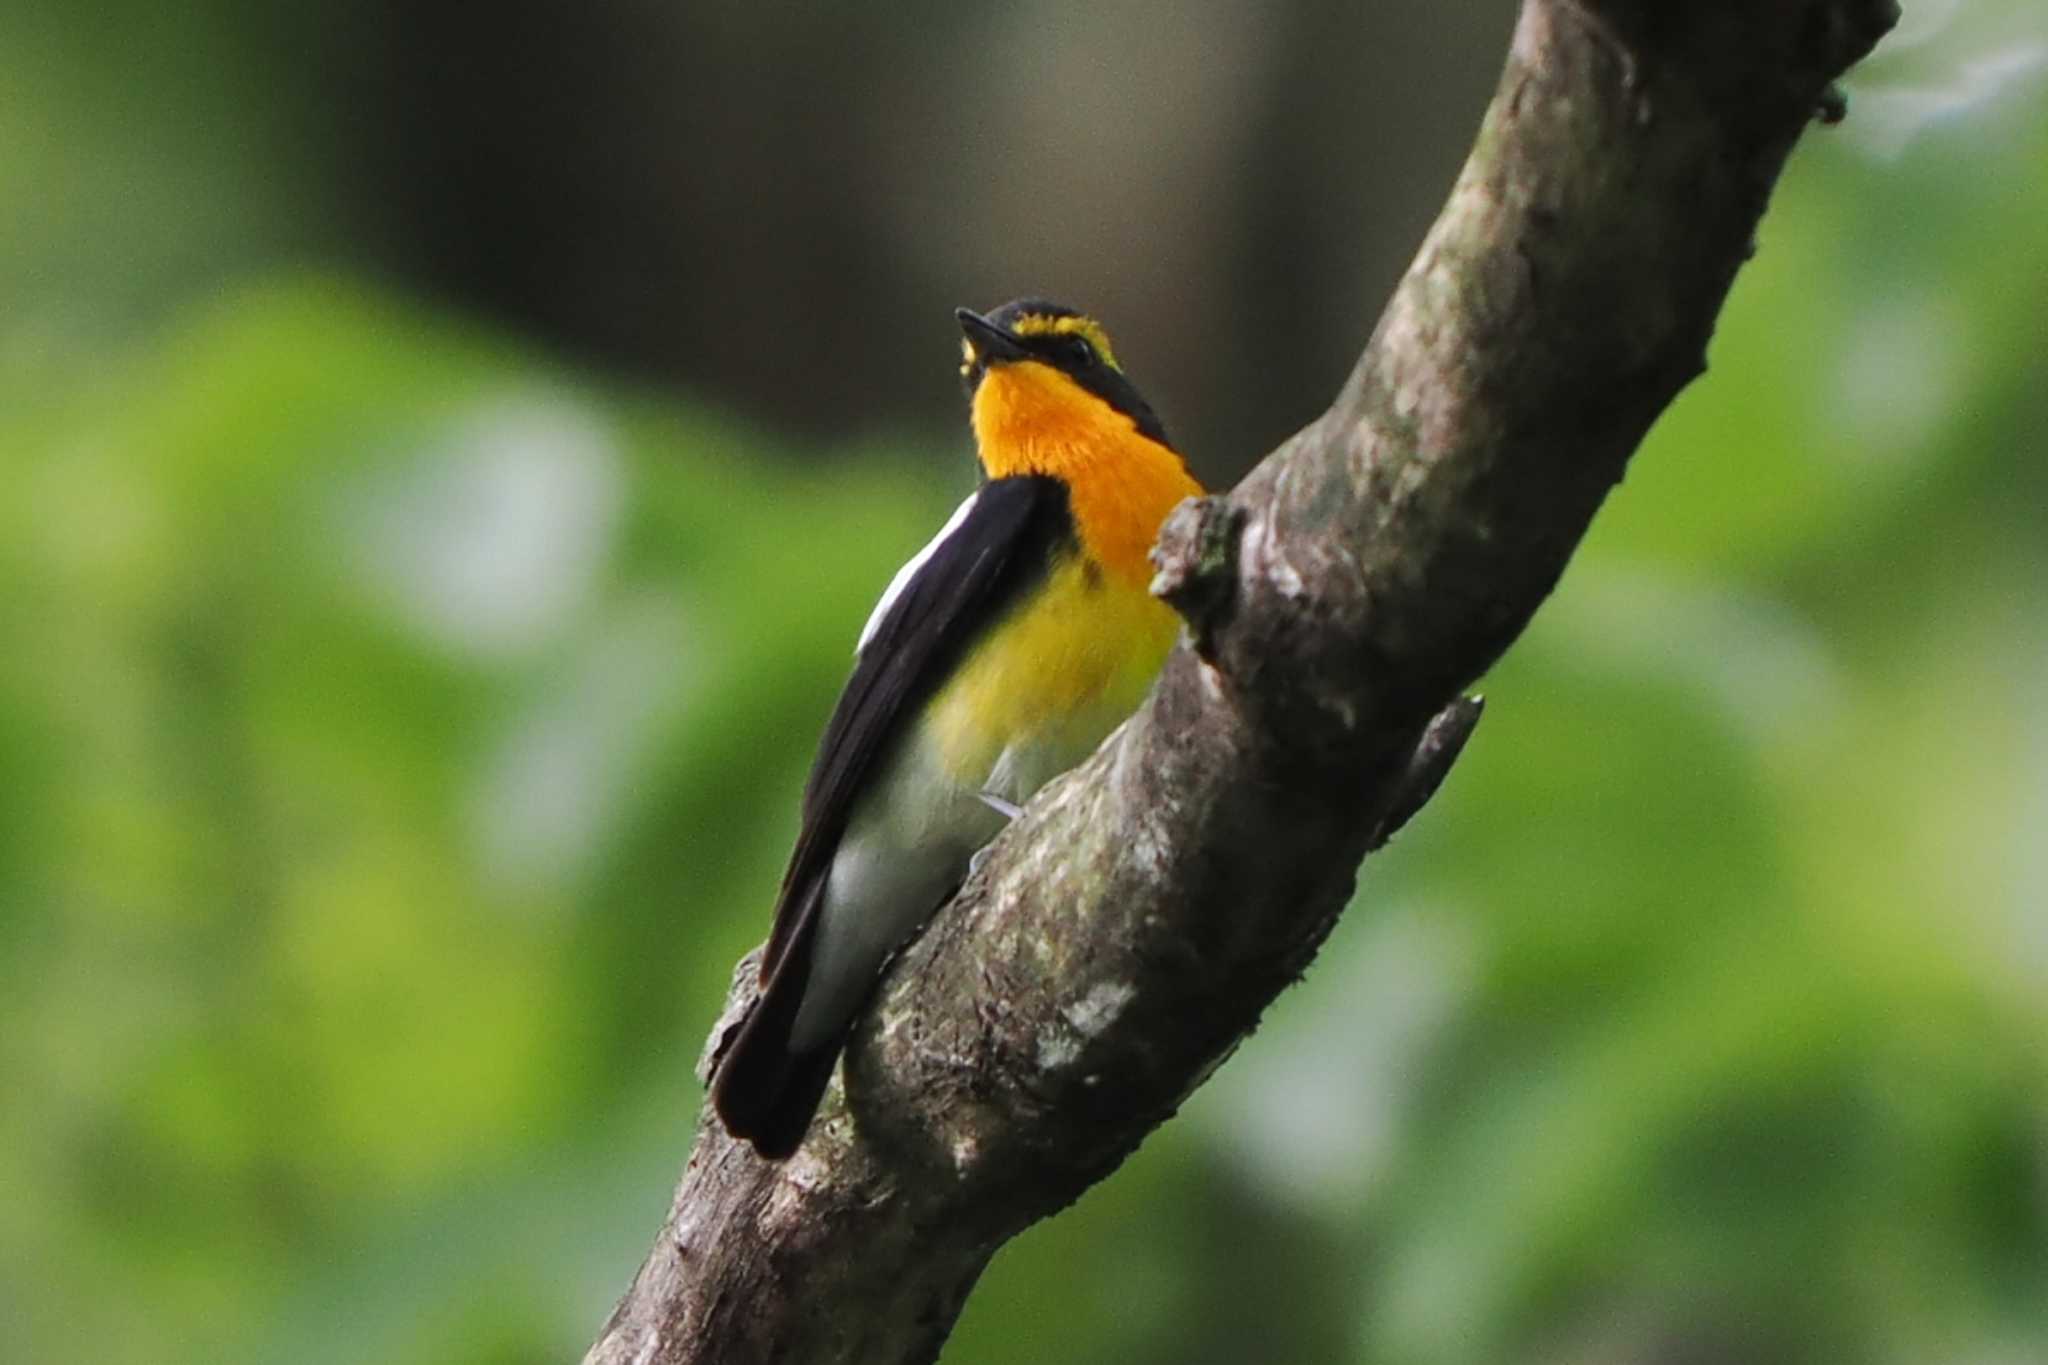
0, 277, 962, 1361
4, 3, 2047, 1364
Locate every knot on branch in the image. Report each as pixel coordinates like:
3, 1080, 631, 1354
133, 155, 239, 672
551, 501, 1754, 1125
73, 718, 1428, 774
1149, 494, 1246, 663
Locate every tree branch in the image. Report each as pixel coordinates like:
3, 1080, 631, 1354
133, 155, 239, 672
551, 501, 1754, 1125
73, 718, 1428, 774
584, 3, 1897, 1362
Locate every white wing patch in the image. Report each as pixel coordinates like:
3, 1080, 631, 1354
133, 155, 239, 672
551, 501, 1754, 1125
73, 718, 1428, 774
856, 491, 980, 655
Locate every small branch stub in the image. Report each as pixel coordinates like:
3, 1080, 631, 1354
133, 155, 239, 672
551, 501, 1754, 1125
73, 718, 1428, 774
1371, 696, 1485, 850
1149, 494, 1246, 663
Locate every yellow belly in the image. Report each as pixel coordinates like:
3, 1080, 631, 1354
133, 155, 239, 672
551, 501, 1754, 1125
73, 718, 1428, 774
924, 553, 1179, 787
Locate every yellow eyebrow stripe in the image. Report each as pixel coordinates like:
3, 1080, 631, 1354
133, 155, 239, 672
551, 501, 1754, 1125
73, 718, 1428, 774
1008, 313, 1121, 371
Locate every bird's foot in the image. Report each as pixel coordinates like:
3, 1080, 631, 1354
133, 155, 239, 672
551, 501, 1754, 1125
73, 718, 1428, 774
967, 791, 1024, 877
977, 790, 1024, 821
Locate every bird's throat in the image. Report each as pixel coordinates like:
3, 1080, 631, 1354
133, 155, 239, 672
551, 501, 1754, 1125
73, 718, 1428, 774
971, 363, 1202, 589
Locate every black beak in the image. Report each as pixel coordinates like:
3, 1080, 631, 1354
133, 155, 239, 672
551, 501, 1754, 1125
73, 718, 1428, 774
955, 308, 1030, 365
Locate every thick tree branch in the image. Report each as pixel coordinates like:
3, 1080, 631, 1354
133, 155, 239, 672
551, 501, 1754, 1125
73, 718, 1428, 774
585, 3, 1897, 1362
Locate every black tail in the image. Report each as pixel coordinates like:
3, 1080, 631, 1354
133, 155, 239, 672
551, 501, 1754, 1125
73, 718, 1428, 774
710, 942, 846, 1160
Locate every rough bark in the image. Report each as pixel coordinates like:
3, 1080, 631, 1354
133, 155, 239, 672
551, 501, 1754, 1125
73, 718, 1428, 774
585, 3, 1897, 1362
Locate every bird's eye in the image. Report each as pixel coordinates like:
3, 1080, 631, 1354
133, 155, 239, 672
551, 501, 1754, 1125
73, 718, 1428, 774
1060, 335, 1097, 369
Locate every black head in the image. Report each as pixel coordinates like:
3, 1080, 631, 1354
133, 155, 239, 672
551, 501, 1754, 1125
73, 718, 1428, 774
955, 299, 1171, 447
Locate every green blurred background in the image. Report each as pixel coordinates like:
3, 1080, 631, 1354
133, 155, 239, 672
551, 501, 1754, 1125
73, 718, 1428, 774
6, 2, 2046, 1362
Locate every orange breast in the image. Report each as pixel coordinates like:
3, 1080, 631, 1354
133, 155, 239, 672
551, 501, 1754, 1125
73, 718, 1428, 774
969, 361, 1203, 590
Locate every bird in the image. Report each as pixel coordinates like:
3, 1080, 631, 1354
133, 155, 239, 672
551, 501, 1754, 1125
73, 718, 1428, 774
709, 299, 1203, 1159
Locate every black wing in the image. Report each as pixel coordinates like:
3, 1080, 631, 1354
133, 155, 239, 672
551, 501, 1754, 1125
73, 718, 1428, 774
760, 472, 1071, 978
710, 474, 1071, 1157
